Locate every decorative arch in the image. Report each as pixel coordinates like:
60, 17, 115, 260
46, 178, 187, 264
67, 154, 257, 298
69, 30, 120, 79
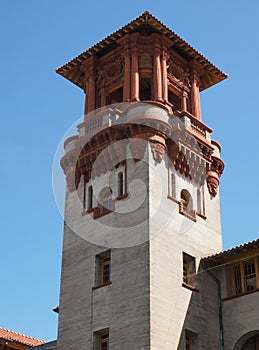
234, 331, 259, 350
180, 189, 192, 213
99, 187, 113, 213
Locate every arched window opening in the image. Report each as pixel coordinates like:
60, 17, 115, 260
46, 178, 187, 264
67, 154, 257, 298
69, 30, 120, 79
234, 332, 259, 350
87, 185, 93, 210
197, 189, 202, 214
118, 172, 124, 197
180, 189, 192, 213
100, 188, 113, 213
140, 77, 152, 100
241, 334, 259, 350
171, 173, 176, 198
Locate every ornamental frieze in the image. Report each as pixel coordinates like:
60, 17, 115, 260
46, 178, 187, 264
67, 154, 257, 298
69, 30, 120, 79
167, 58, 190, 87
61, 118, 224, 197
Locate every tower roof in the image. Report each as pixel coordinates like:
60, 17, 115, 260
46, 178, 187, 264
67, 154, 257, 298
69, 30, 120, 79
56, 11, 227, 91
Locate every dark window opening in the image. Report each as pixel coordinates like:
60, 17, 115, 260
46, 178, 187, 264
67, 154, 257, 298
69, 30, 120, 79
183, 252, 196, 287
95, 93, 101, 110
106, 87, 123, 105
140, 77, 152, 100
88, 185, 93, 210
187, 95, 192, 113
168, 89, 181, 111
118, 172, 124, 197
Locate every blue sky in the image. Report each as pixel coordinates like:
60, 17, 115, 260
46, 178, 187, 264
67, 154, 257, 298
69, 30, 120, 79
1, 0, 259, 343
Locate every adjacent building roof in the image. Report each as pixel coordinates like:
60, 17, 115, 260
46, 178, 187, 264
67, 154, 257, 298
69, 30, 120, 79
56, 11, 227, 90
0, 327, 45, 347
203, 239, 259, 266
28, 340, 57, 349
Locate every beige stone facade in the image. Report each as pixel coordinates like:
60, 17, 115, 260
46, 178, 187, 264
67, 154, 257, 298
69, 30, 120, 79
51, 11, 259, 350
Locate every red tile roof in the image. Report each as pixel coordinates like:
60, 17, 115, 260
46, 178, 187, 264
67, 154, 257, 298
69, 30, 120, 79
56, 11, 227, 91
0, 327, 45, 347
202, 238, 259, 265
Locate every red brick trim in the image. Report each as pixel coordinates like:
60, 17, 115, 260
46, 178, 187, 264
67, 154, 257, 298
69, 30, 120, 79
116, 193, 128, 201
182, 282, 199, 292
179, 203, 197, 222
196, 212, 207, 220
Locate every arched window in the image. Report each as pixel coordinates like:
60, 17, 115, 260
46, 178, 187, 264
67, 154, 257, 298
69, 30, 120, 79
180, 189, 192, 213
241, 334, 259, 350
197, 188, 201, 213
87, 185, 93, 210
100, 188, 113, 213
171, 173, 176, 198
118, 172, 124, 197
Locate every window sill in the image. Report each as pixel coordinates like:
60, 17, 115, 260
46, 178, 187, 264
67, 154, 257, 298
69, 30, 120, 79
222, 288, 259, 301
167, 195, 179, 204
92, 281, 112, 290
179, 207, 197, 222
182, 282, 199, 292
196, 212, 207, 220
116, 193, 128, 201
81, 207, 95, 216
94, 209, 113, 219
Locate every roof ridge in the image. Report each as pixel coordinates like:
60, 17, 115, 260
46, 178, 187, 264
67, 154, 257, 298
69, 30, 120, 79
202, 238, 259, 260
0, 327, 45, 345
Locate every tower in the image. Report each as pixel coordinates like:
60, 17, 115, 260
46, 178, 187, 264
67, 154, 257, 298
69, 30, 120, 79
56, 12, 227, 350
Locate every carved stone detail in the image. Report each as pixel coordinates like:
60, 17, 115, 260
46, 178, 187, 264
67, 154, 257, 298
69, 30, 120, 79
96, 56, 124, 91
206, 156, 224, 197
149, 135, 166, 163
168, 58, 190, 86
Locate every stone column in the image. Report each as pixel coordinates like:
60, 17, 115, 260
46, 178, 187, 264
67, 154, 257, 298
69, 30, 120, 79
153, 51, 162, 101
123, 52, 131, 101
191, 71, 201, 120
181, 91, 188, 112
131, 50, 139, 101
101, 88, 106, 107
84, 79, 89, 119
88, 67, 96, 112
161, 53, 168, 102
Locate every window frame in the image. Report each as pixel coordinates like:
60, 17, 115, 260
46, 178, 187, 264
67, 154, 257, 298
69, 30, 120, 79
100, 332, 109, 350
185, 334, 192, 350
182, 252, 198, 291
231, 257, 259, 297
179, 189, 196, 221
93, 251, 112, 290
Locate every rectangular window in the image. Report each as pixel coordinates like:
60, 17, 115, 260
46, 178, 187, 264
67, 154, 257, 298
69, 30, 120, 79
231, 257, 259, 296
185, 335, 192, 350
101, 255, 111, 285
94, 251, 111, 288
182, 252, 196, 290
185, 330, 196, 350
100, 332, 109, 350
93, 329, 109, 350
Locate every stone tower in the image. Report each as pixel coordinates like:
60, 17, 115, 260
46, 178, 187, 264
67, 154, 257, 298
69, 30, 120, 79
56, 12, 227, 350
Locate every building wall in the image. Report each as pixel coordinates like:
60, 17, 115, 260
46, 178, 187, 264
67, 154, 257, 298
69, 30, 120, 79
58, 105, 224, 350
148, 143, 223, 349
57, 153, 151, 350
222, 292, 259, 350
